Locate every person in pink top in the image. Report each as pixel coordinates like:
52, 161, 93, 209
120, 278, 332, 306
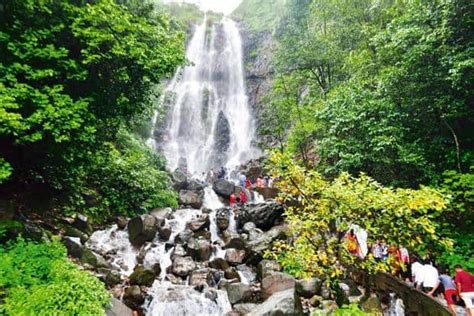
455, 265, 474, 316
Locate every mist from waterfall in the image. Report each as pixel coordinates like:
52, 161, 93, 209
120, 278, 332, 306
150, 17, 259, 175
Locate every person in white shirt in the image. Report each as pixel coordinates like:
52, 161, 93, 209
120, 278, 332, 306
419, 262, 439, 293
411, 257, 424, 288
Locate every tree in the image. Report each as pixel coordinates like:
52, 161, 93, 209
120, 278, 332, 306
266, 152, 451, 282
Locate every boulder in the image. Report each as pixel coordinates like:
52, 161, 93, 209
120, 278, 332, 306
261, 273, 295, 299
171, 244, 187, 259
224, 233, 246, 250
106, 298, 133, 316
216, 208, 231, 231
72, 213, 90, 233
187, 178, 204, 192
213, 179, 235, 198
187, 215, 210, 232
189, 268, 213, 287
172, 256, 196, 277
62, 236, 83, 259
209, 257, 230, 271
150, 207, 172, 220
115, 216, 128, 230
257, 260, 282, 279
296, 278, 322, 298
242, 222, 257, 234
309, 295, 323, 307
81, 248, 110, 269
63, 225, 89, 243
225, 248, 246, 265
105, 270, 122, 287
123, 285, 145, 310
179, 190, 203, 209
249, 289, 303, 316
186, 238, 212, 261
226, 282, 252, 304
233, 303, 258, 315
175, 228, 193, 244
254, 187, 279, 200
158, 223, 172, 241
239, 202, 284, 230
360, 295, 383, 314
172, 169, 188, 190
246, 225, 288, 265
127, 215, 159, 247
129, 265, 155, 287
320, 300, 338, 314
225, 267, 240, 280
204, 288, 219, 301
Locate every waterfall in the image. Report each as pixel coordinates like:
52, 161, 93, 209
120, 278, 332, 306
150, 17, 259, 175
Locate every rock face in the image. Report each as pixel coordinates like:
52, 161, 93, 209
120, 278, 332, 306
212, 111, 231, 166
128, 215, 159, 247
239, 202, 284, 230
213, 179, 235, 198
261, 272, 296, 299
249, 289, 303, 316
172, 256, 196, 277
296, 278, 322, 298
226, 282, 252, 304
172, 169, 188, 190
179, 190, 203, 209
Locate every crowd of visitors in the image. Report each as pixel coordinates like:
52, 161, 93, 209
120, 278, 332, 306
345, 231, 474, 315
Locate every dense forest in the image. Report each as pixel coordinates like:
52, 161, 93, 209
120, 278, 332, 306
0, 0, 472, 315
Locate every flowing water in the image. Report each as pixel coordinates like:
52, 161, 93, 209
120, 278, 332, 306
149, 17, 259, 175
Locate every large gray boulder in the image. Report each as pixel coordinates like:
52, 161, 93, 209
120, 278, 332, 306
172, 256, 196, 277
216, 208, 231, 231
129, 266, 155, 287
189, 268, 214, 287
249, 289, 303, 316
62, 236, 83, 259
246, 225, 289, 265
186, 238, 212, 261
239, 202, 284, 230
225, 248, 246, 265
257, 260, 282, 279
261, 272, 296, 299
187, 215, 209, 232
179, 190, 203, 209
213, 179, 235, 198
172, 169, 188, 190
81, 248, 110, 269
128, 215, 160, 247
226, 282, 252, 304
150, 207, 172, 220
106, 298, 133, 316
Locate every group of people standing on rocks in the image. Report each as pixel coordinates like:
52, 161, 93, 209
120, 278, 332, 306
204, 166, 274, 189
345, 230, 474, 315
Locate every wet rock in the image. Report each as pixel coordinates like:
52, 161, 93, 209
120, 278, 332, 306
242, 222, 256, 233
128, 215, 159, 247
204, 288, 218, 302
225, 267, 240, 280
310, 295, 323, 307
175, 228, 193, 244
236, 264, 257, 283
261, 272, 296, 299
129, 265, 155, 287
239, 202, 284, 230
115, 216, 128, 230
179, 190, 203, 209
213, 111, 231, 166
320, 300, 338, 314
166, 273, 184, 285
123, 285, 145, 310
189, 268, 213, 287
224, 233, 246, 250
62, 236, 83, 259
152, 263, 162, 276
225, 248, 246, 265
150, 207, 173, 220
172, 169, 188, 190
216, 208, 231, 231
186, 238, 212, 261
226, 282, 252, 304
187, 215, 210, 232
72, 213, 90, 233
81, 248, 110, 269
172, 256, 196, 277
246, 225, 288, 265
63, 225, 89, 243
233, 303, 258, 315
194, 230, 211, 240
158, 223, 172, 241
106, 297, 133, 316
171, 244, 187, 259
296, 278, 322, 298
249, 289, 303, 316
340, 278, 362, 296
187, 178, 204, 192
213, 179, 236, 198
360, 295, 383, 314
209, 257, 230, 271
105, 270, 122, 287
257, 260, 282, 279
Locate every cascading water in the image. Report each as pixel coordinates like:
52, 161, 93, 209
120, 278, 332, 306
150, 17, 259, 174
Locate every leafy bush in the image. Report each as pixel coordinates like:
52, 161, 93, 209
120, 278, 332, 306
0, 237, 110, 315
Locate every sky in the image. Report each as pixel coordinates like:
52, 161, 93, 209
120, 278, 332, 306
162, 0, 243, 15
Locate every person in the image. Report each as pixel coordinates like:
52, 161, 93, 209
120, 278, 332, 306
411, 256, 424, 288
345, 229, 359, 255
380, 239, 388, 261
256, 177, 264, 188
371, 239, 384, 261
240, 191, 247, 205
429, 267, 458, 315
455, 265, 474, 316
268, 177, 273, 188
218, 167, 226, 179
239, 173, 247, 187
397, 246, 411, 282
245, 179, 251, 189
229, 193, 236, 208
419, 261, 439, 293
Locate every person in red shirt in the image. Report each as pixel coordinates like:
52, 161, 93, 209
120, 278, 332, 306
229, 194, 236, 208
240, 191, 247, 205
455, 265, 474, 316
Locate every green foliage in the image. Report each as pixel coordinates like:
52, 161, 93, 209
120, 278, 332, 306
158, 2, 223, 28
0, 237, 110, 315
267, 151, 451, 281
232, 0, 287, 33
333, 303, 369, 316
0, 0, 184, 218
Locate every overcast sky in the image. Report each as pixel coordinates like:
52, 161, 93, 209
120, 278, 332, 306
163, 0, 242, 15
